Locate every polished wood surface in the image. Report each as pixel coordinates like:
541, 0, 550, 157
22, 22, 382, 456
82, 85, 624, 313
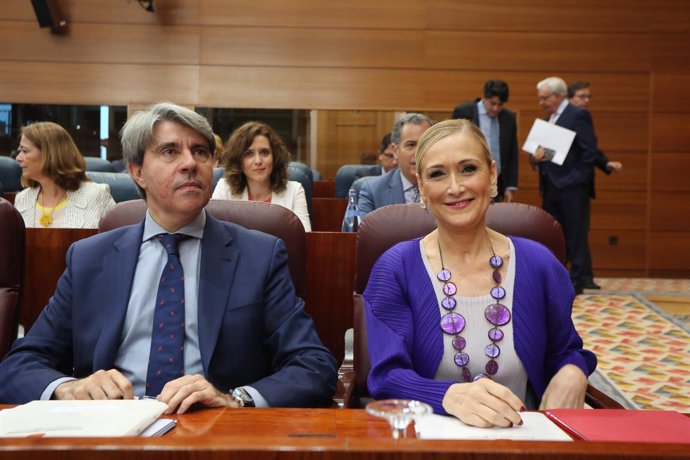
0, 407, 687, 459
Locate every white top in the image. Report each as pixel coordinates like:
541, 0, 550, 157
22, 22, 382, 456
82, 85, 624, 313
420, 238, 530, 404
211, 179, 311, 232
14, 181, 116, 229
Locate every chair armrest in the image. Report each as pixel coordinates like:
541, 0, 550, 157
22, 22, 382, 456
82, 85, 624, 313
333, 359, 354, 408
585, 383, 625, 409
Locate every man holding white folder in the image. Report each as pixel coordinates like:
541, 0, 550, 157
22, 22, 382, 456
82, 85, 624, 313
531, 77, 598, 295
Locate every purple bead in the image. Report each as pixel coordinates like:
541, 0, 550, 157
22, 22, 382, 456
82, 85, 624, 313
492, 269, 502, 284
472, 373, 488, 382
437, 269, 452, 282
490, 255, 503, 269
485, 360, 498, 375
454, 352, 469, 367
441, 296, 457, 310
440, 312, 465, 334
452, 335, 466, 350
485, 303, 511, 326
462, 367, 472, 382
484, 343, 501, 359
490, 286, 506, 300
443, 281, 457, 296
488, 328, 504, 341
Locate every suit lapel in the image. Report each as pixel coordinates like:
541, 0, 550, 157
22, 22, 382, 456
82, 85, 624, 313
196, 214, 237, 374
93, 223, 144, 368
387, 169, 405, 204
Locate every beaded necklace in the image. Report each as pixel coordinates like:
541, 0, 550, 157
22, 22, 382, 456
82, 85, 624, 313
437, 234, 511, 382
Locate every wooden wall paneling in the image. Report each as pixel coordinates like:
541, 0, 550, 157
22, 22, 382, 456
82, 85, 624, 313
652, 32, 690, 72
426, 0, 655, 33
311, 198, 348, 232
651, 0, 690, 32
313, 180, 336, 198
199, 0, 424, 29
589, 191, 648, 230
200, 27, 423, 68
21, 228, 97, 330
304, 232, 357, 363
0, 21, 200, 65
648, 231, 690, 276
591, 112, 648, 153
649, 190, 690, 231
57, 0, 201, 25
425, 32, 651, 73
591, 152, 648, 193
589, 229, 647, 274
0, 62, 199, 106
652, 72, 690, 111
651, 113, 690, 152
650, 152, 690, 191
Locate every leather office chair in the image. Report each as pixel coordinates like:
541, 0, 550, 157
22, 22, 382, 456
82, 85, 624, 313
340, 202, 622, 410
84, 157, 116, 172
287, 165, 313, 219
0, 156, 22, 193
289, 161, 314, 183
86, 171, 140, 203
349, 176, 376, 201
334, 164, 371, 198
0, 198, 25, 359
98, 199, 306, 298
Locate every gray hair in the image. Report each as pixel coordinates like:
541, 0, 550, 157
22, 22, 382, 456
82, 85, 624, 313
390, 113, 435, 147
537, 77, 567, 97
120, 102, 215, 168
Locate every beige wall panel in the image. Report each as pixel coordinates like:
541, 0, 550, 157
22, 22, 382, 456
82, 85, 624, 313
652, 32, 690, 72
59, 0, 200, 25
651, 113, 690, 152
0, 62, 199, 106
650, 152, 690, 191
652, 72, 690, 111
199, 67, 429, 110
200, 27, 423, 68
590, 229, 647, 271
590, 191, 647, 230
426, 32, 650, 73
199, 0, 423, 29
0, 0, 37, 20
426, 0, 655, 33
650, 191, 690, 231
648, 231, 690, 274
0, 21, 200, 65
592, 112, 648, 153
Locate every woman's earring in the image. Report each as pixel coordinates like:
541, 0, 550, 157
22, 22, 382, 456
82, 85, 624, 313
490, 184, 498, 198
420, 200, 427, 209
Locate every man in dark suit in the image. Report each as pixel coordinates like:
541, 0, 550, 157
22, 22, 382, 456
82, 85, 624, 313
532, 77, 598, 295
354, 133, 397, 180
0, 102, 337, 410
568, 81, 624, 290
452, 79, 519, 202
357, 113, 433, 218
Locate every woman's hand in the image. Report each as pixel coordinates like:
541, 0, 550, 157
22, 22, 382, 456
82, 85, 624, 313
442, 379, 524, 428
539, 364, 588, 410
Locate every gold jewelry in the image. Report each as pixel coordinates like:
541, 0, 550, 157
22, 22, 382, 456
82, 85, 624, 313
37, 190, 66, 227
420, 201, 427, 209
490, 183, 498, 198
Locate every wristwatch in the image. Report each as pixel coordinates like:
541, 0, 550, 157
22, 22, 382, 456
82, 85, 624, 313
231, 387, 255, 408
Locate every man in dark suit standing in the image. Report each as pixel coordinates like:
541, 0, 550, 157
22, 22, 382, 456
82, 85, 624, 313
532, 77, 598, 295
0, 102, 337, 410
354, 133, 397, 180
452, 79, 519, 202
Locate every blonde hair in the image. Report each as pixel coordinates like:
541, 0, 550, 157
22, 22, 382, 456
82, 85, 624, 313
20, 121, 87, 191
415, 119, 493, 178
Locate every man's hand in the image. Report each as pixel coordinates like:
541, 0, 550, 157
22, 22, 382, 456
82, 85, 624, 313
157, 374, 239, 414
53, 369, 134, 400
503, 189, 514, 203
606, 161, 623, 173
442, 379, 524, 428
539, 364, 588, 410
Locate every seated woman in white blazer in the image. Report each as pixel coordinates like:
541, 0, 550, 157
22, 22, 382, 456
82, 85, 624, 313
212, 121, 311, 231
14, 121, 115, 229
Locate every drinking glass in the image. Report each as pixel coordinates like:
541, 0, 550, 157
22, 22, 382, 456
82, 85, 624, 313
365, 399, 432, 439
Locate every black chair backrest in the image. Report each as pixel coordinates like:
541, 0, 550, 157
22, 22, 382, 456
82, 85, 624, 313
335, 164, 371, 198
0, 198, 25, 358
289, 161, 313, 183
84, 157, 116, 172
0, 157, 22, 192
98, 199, 307, 297
86, 171, 140, 203
287, 165, 313, 217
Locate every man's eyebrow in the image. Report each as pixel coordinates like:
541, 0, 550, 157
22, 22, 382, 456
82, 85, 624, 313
153, 141, 179, 152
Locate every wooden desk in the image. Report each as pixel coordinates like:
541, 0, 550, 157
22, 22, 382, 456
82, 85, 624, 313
0, 408, 687, 459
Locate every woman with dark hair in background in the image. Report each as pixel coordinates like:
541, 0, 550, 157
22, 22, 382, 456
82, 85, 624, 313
14, 121, 115, 228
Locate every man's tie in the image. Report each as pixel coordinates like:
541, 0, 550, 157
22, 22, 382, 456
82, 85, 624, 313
411, 185, 420, 204
489, 117, 501, 175
145, 233, 189, 397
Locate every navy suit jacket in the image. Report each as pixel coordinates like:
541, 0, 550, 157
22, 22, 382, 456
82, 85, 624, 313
539, 103, 598, 191
452, 99, 519, 189
0, 212, 337, 406
357, 168, 406, 218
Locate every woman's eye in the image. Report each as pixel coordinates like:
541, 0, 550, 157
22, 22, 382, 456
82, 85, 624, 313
462, 165, 477, 174
428, 170, 444, 179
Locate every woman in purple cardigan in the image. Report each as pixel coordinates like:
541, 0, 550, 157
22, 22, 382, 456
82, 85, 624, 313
364, 119, 596, 428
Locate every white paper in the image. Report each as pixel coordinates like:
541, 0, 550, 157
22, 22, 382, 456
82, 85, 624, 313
522, 119, 576, 166
415, 412, 573, 441
0, 399, 168, 437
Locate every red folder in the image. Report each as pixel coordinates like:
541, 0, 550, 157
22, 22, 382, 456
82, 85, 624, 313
545, 409, 690, 444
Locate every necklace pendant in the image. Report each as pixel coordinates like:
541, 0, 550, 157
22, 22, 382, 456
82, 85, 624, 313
461, 367, 472, 382
39, 213, 53, 227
